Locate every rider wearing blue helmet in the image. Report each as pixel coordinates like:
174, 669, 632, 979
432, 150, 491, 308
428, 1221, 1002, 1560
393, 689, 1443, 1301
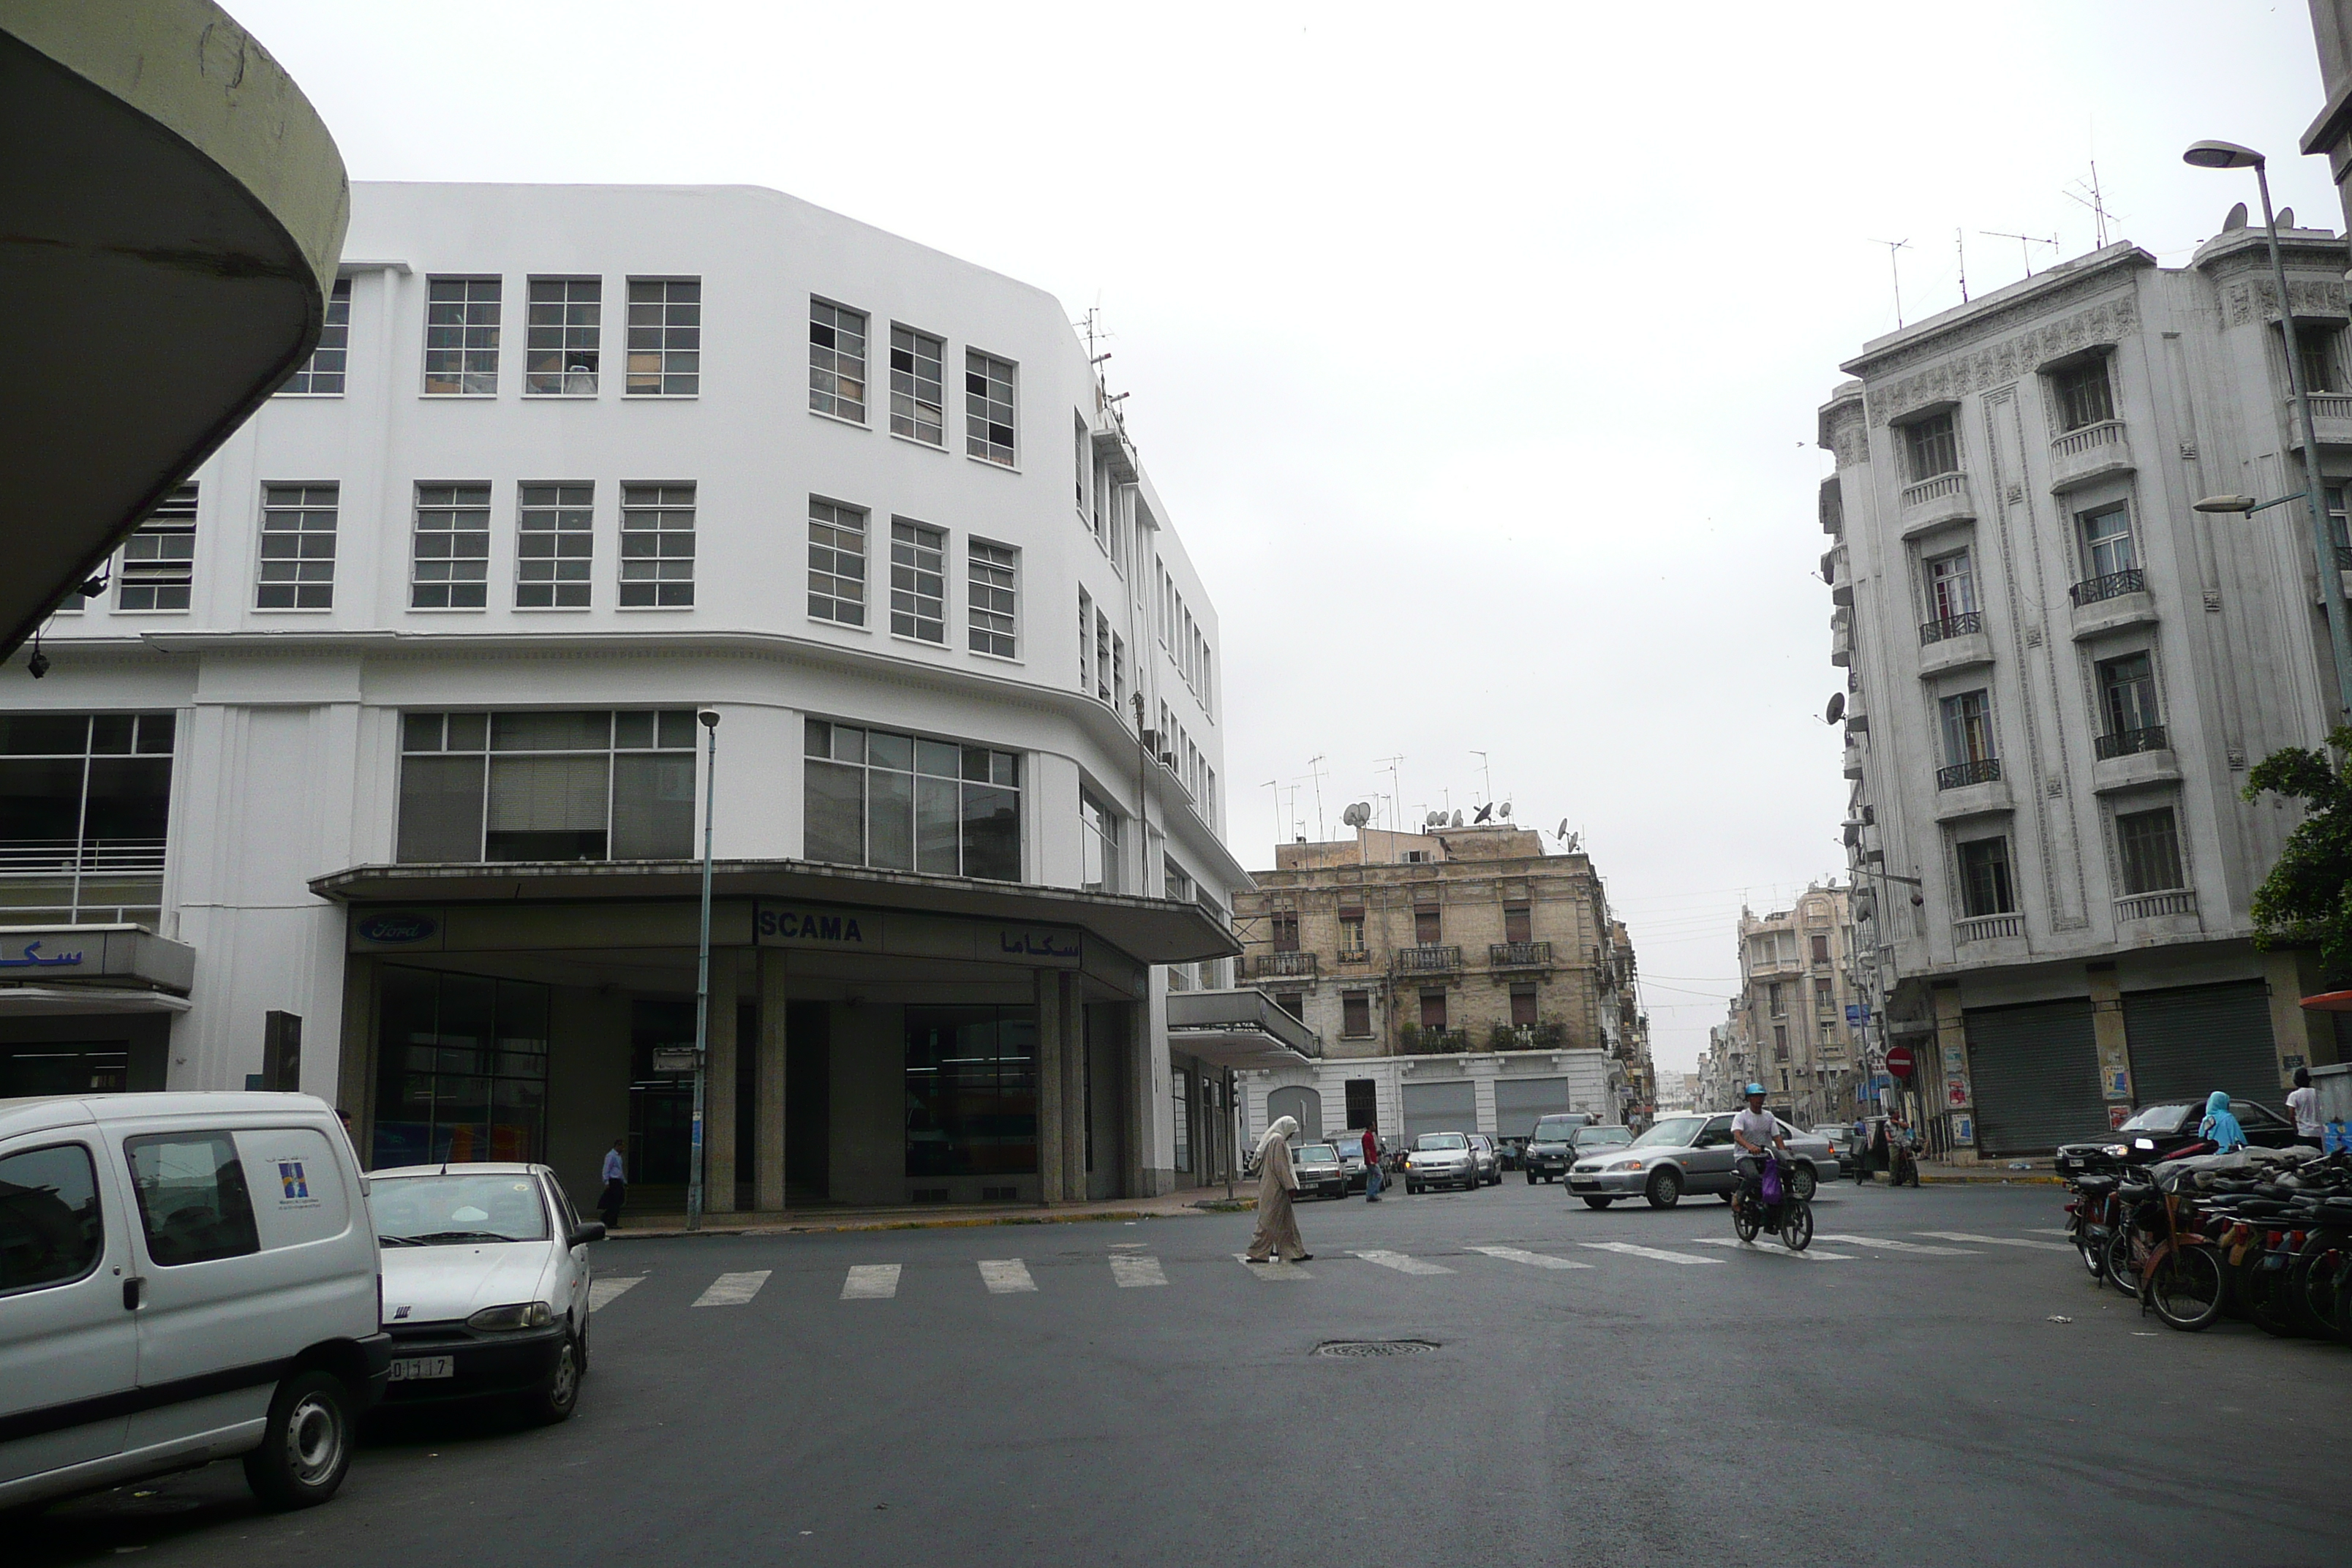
1731, 1082, 1787, 1202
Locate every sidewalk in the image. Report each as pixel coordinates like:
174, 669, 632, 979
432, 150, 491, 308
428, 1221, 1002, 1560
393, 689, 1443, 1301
598, 1183, 1257, 1240
1913, 1157, 2063, 1186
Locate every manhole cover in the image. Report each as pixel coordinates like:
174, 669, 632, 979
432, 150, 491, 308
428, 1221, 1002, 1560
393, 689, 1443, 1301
1313, 1339, 1438, 1358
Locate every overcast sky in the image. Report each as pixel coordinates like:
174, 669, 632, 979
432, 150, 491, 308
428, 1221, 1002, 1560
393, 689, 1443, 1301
235, 0, 2340, 1075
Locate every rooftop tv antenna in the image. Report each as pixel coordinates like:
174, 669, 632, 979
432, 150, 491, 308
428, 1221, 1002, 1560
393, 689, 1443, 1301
1869, 238, 1912, 326
1303, 755, 1328, 840
2062, 161, 2114, 249
1374, 754, 1403, 833
1955, 228, 1968, 304
1981, 228, 2059, 279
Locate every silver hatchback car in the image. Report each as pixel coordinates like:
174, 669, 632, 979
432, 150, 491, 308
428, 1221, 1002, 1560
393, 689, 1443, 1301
1567, 1112, 1836, 1210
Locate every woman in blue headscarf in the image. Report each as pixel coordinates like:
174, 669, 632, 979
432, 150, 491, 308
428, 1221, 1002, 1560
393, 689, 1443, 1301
2198, 1090, 2247, 1153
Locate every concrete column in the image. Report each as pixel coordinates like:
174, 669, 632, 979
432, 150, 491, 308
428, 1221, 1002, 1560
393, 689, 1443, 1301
1036, 968, 1066, 1204
1931, 982, 1972, 1161
1123, 1002, 1150, 1197
705, 954, 739, 1212
2086, 962, 2131, 1112
2264, 949, 2338, 1076
1060, 973, 1085, 1201
755, 947, 787, 1211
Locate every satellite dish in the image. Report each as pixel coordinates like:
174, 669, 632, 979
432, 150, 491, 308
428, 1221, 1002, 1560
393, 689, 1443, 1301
1825, 692, 1846, 725
1556, 819, 1570, 839
1341, 802, 1371, 828
1450, 810, 1463, 828
1500, 802, 1511, 818
2224, 201, 2248, 232
1425, 810, 1446, 827
2279, 206, 2296, 230
1564, 832, 1581, 853
1474, 803, 1493, 823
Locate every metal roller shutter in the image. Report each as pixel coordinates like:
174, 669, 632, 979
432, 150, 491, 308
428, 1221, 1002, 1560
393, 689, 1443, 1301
2122, 981, 2280, 1108
1402, 1082, 1476, 1142
1493, 1077, 1573, 1139
1963, 998, 2104, 1156
1266, 1085, 1323, 1142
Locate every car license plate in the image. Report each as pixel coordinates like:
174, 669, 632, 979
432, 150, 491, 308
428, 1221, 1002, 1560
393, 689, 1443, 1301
388, 1356, 454, 1382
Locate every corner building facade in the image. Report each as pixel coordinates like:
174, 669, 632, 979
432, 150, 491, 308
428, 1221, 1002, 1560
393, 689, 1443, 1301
1819, 227, 2350, 1157
0, 182, 1248, 1210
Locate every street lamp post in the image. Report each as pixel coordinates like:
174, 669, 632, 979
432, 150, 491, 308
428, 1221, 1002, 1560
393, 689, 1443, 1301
2185, 140, 2352, 726
686, 708, 720, 1233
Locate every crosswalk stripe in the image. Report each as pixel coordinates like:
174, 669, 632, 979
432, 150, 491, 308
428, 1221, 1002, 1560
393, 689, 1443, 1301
1579, 1240, 1722, 1267
2027, 1228, 2072, 1236
1109, 1254, 1167, 1288
1235, 1253, 1313, 1279
587, 1276, 644, 1312
1818, 1234, 1980, 1256
841, 1264, 901, 1300
1466, 1245, 1593, 1271
1916, 1231, 2074, 1252
979, 1259, 1036, 1294
1686, 1237, 1852, 1261
1350, 1248, 1455, 1275
693, 1270, 771, 1307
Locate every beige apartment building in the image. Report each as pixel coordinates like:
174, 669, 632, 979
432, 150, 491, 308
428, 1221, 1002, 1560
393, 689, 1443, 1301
1227, 823, 1653, 1143
1727, 885, 1864, 1126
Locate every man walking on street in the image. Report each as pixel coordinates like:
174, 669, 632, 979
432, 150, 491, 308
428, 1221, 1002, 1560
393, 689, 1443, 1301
599, 1137, 627, 1229
1363, 1124, 1384, 1202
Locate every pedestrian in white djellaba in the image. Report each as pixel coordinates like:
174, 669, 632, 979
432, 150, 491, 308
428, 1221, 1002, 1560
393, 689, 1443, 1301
1244, 1115, 1311, 1263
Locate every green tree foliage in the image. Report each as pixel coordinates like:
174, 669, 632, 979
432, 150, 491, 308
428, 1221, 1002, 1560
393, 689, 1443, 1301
2244, 726, 2352, 965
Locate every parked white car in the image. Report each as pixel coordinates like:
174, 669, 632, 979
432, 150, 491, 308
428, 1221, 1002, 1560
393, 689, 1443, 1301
368, 1164, 600, 1422
0, 1093, 388, 1514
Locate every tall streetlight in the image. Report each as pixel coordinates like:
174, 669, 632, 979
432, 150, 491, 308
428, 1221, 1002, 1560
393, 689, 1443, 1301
685, 708, 720, 1232
2184, 140, 2352, 726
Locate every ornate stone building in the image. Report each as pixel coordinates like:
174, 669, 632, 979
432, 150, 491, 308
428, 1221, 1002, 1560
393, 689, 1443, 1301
1726, 886, 1862, 1128
1820, 225, 2345, 1158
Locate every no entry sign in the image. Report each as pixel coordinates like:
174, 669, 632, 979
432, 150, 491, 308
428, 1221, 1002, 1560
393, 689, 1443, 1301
1885, 1044, 1916, 1080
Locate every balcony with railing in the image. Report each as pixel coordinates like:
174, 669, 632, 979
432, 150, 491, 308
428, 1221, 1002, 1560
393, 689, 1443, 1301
2048, 419, 2133, 490
2115, 889, 2198, 924
1935, 758, 2000, 790
1248, 949, 1318, 979
2094, 725, 2168, 761
2070, 568, 2144, 607
1954, 912, 2023, 943
0, 839, 167, 925
1919, 610, 1983, 645
1488, 941, 1553, 970
1395, 944, 1463, 975
2290, 392, 2352, 448
1898, 470, 1975, 535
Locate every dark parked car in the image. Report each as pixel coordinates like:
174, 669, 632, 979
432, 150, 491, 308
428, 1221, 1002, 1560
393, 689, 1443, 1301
1522, 1113, 1596, 1183
2054, 1099, 2299, 1176
1292, 1141, 1350, 1199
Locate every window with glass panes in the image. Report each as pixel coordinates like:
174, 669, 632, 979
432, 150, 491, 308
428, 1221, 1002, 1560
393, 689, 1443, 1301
2298, 325, 2345, 394
1080, 791, 1121, 893
1926, 548, 1975, 620
279, 278, 350, 395
1956, 836, 2016, 916
2114, 807, 2185, 894
396, 710, 698, 864
1939, 690, 1994, 766
890, 521, 946, 642
410, 483, 491, 608
255, 483, 337, 608
807, 499, 867, 625
808, 298, 867, 420
802, 719, 1021, 881
627, 279, 699, 396
372, 966, 551, 1166
906, 1005, 1039, 1178
968, 540, 1017, 657
423, 276, 500, 395
0, 711, 175, 925
619, 483, 695, 606
2329, 483, 2350, 558
2097, 652, 2159, 737
2051, 359, 2114, 430
965, 350, 1016, 464
118, 484, 196, 611
516, 483, 593, 607
889, 324, 945, 443
524, 278, 600, 394
2078, 503, 2136, 578
1902, 411, 1959, 481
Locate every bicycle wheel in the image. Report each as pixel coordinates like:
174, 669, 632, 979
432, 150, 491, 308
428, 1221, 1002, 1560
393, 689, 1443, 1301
2147, 1245, 2225, 1332
2242, 1254, 2301, 1339
2102, 1229, 2136, 1294
1782, 1198, 1814, 1252
2071, 1221, 2106, 1286
1732, 1194, 1761, 1244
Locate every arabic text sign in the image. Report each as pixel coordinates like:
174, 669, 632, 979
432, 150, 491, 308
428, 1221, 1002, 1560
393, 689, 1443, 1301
0, 938, 84, 970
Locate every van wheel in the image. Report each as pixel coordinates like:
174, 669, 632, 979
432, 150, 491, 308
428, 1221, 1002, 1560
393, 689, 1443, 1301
521, 1330, 582, 1425
244, 1370, 353, 1509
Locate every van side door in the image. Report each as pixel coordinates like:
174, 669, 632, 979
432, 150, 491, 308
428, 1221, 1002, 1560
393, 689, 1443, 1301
0, 1134, 139, 1485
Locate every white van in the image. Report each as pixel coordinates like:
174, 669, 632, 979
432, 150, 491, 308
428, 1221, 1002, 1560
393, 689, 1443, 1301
0, 1093, 388, 1512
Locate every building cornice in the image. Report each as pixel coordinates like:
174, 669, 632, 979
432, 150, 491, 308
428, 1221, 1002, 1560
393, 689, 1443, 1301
1840, 244, 2156, 381
1858, 290, 2142, 430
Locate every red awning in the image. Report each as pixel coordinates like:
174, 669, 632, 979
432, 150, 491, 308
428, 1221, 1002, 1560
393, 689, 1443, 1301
2301, 991, 2352, 1012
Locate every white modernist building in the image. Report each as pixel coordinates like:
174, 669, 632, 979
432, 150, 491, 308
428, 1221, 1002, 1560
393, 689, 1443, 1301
0, 181, 1284, 1210
1820, 224, 2349, 1158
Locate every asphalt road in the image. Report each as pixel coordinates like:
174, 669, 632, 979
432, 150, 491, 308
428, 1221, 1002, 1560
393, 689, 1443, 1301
19, 1177, 2348, 1567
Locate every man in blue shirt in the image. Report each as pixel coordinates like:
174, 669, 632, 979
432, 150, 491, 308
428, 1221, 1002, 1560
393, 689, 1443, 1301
599, 1139, 627, 1229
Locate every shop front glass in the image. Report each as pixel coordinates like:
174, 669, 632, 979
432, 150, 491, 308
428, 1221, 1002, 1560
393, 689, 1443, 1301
373, 967, 550, 1165
905, 1005, 1036, 1177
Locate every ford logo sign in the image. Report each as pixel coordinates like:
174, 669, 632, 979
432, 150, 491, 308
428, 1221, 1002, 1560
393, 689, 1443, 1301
357, 912, 438, 943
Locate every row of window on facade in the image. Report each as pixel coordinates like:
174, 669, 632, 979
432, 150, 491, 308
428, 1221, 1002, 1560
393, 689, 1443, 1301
1947, 804, 2186, 921
285, 279, 1022, 467
1745, 928, 1837, 972
1893, 328, 2350, 486
1928, 644, 2163, 791
1265, 901, 1540, 954
67, 481, 1020, 652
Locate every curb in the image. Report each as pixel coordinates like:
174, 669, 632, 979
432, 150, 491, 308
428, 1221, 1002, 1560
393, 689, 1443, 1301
600, 1202, 1245, 1240
1918, 1172, 2066, 1187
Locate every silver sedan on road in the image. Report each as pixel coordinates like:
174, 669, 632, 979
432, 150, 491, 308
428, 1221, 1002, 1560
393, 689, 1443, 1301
1567, 1112, 1837, 1210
